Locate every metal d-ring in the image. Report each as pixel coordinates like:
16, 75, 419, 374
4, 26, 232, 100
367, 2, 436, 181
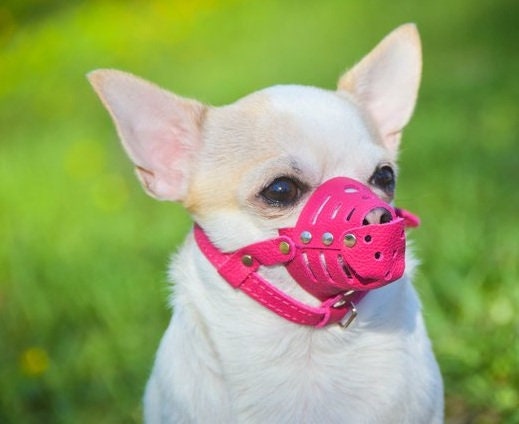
338, 301, 358, 329
331, 290, 358, 329
332, 290, 356, 308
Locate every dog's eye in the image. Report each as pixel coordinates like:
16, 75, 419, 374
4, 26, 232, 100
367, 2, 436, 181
369, 166, 395, 194
261, 177, 303, 207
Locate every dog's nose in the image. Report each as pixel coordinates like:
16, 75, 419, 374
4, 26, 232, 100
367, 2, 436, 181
362, 208, 393, 225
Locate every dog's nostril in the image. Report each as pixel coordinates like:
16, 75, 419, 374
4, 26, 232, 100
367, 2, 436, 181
380, 211, 392, 224
363, 208, 392, 225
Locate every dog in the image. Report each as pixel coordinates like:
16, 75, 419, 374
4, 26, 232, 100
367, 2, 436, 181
88, 23, 444, 423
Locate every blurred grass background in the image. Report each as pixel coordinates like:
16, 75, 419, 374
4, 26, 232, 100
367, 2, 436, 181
0, 0, 518, 422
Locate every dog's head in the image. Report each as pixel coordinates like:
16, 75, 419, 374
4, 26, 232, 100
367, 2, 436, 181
88, 24, 421, 256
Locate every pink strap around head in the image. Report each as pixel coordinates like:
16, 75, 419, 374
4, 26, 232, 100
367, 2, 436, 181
396, 207, 421, 228
193, 225, 364, 327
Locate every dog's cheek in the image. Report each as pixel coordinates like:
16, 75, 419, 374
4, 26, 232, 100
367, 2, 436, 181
184, 182, 238, 219
184, 160, 253, 218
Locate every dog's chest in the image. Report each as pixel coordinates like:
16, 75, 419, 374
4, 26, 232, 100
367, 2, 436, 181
215, 326, 412, 422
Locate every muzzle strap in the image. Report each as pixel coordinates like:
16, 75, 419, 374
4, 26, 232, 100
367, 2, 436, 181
194, 225, 364, 327
192, 177, 420, 328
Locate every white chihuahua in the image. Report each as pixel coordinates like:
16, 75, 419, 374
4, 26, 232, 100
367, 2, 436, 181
89, 24, 444, 423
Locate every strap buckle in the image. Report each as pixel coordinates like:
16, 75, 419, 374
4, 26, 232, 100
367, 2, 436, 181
333, 290, 358, 329
338, 302, 358, 329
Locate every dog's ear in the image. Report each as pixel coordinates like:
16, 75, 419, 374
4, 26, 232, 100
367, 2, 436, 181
88, 69, 206, 202
338, 24, 422, 152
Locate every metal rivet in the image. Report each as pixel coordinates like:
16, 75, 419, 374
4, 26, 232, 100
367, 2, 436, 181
300, 231, 312, 244
241, 255, 253, 267
344, 234, 357, 248
279, 241, 290, 254
322, 232, 334, 246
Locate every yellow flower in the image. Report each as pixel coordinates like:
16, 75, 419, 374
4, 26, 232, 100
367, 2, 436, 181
19, 347, 49, 377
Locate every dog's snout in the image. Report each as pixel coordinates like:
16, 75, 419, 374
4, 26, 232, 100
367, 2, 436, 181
362, 208, 393, 225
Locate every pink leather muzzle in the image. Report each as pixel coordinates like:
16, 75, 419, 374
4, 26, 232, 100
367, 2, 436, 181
278, 177, 419, 300
194, 177, 419, 328
194, 176, 420, 326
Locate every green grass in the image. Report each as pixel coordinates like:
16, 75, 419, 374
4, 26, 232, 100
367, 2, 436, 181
1, 0, 518, 422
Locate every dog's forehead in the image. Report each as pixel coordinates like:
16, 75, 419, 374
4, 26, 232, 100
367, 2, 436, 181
201, 85, 386, 171
230, 84, 371, 134
206, 85, 381, 148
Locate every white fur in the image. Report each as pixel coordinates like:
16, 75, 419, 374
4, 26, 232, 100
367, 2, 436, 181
89, 24, 444, 423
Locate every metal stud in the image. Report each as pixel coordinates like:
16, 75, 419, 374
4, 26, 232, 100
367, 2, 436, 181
241, 255, 253, 267
344, 233, 357, 248
322, 232, 334, 246
279, 241, 291, 255
300, 231, 312, 244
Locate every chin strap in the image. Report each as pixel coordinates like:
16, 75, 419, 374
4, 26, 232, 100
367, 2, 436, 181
193, 225, 366, 328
